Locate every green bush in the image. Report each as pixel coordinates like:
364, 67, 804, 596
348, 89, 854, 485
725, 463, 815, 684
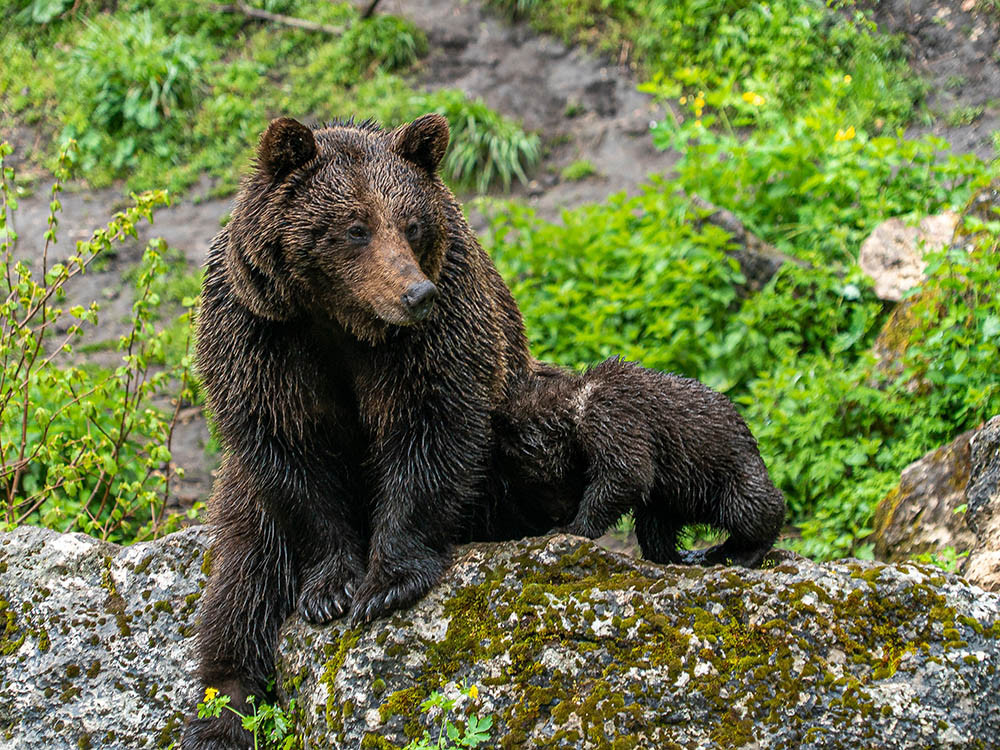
59, 11, 208, 173
491, 0, 922, 127
653, 79, 994, 266
0, 142, 195, 543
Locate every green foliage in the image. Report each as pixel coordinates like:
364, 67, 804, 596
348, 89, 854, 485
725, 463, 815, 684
198, 686, 297, 750
651, 79, 994, 267
910, 546, 969, 574
490, 0, 922, 127
560, 159, 597, 181
483, 186, 745, 381
426, 90, 540, 193
1, 1, 535, 195
0, 141, 194, 543
400, 683, 493, 750
59, 11, 208, 173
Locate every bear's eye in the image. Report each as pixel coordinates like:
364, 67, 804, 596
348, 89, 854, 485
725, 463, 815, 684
347, 225, 370, 243
405, 221, 421, 243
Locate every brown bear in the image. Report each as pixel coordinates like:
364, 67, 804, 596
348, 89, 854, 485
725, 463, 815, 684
182, 114, 535, 749
495, 358, 786, 567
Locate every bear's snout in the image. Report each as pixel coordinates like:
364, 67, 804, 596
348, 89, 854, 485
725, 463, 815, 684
402, 279, 438, 321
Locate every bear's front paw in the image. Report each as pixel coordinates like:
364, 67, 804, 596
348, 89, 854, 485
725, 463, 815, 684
297, 554, 365, 624
348, 557, 445, 626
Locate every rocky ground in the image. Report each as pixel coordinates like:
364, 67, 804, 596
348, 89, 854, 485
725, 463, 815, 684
4, 0, 999, 531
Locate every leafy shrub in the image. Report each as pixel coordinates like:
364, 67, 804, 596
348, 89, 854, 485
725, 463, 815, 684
652, 78, 994, 266
490, 0, 922, 127
483, 186, 744, 379
427, 90, 540, 192
58, 11, 208, 173
0, 142, 194, 543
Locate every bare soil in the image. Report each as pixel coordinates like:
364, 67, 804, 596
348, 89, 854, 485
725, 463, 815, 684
6, 0, 998, 539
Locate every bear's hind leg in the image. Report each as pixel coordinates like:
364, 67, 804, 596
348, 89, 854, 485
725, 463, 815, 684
681, 480, 785, 568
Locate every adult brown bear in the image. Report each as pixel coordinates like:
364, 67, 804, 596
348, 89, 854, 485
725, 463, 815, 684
182, 114, 536, 749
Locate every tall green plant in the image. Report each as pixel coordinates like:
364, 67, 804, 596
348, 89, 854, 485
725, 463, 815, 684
0, 142, 195, 543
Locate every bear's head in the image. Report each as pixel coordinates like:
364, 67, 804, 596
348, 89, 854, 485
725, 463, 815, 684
223, 114, 452, 341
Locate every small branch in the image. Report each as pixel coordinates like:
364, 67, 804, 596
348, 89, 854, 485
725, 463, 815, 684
210, 1, 345, 35
361, 0, 382, 19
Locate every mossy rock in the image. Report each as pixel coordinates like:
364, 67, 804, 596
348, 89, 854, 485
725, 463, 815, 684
276, 535, 1000, 749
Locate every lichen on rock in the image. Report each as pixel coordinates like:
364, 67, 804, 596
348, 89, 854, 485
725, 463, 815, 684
277, 535, 1000, 750
0, 525, 209, 749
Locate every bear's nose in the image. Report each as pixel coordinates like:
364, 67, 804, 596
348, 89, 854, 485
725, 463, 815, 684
402, 280, 438, 320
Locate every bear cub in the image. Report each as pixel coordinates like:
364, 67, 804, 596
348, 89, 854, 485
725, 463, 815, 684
498, 358, 786, 567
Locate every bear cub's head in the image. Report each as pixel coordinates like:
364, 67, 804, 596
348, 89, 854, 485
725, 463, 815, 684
224, 114, 453, 340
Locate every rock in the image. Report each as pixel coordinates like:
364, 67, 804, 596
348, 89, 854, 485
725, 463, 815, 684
0, 525, 209, 749
872, 428, 978, 562
965, 415, 1000, 591
3, 527, 999, 749
277, 535, 1000, 750
689, 195, 805, 292
858, 212, 958, 301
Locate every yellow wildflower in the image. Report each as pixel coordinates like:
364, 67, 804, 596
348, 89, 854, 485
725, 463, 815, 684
741, 92, 765, 107
680, 96, 687, 105
694, 96, 706, 109
834, 126, 856, 142
843, 74, 852, 84
468, 685, 479, 700
695, 119, 703, 127
204, 687, 219, 702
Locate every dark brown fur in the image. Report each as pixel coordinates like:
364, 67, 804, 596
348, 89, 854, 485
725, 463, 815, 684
182, 114, 533, 749
183, 114, 784, 750
496, 358, 786, 567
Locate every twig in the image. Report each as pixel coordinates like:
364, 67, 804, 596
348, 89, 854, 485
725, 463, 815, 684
209, 1, 345, 35
361, 0, 382, 19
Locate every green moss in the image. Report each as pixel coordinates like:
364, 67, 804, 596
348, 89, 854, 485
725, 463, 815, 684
134, 555, 153, 576
0, 600, 25, 656
319, 628, 361, 733
360, 733, 396, 750
379, 686, 426, 723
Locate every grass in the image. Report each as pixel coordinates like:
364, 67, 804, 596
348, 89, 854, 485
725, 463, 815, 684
560, 159, 597, 181
1, 0, 538, 196
485, 0, 924, 131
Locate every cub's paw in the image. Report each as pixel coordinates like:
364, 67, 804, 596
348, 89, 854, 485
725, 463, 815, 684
297, 554, 365, 624
348, 557, 446, 626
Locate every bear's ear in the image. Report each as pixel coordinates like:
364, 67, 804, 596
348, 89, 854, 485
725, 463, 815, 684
391, 113, 450, 173
257, 118, 317, 180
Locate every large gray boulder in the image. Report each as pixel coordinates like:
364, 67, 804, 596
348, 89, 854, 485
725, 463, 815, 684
0, 525, 209, 749
277, 535, 1000, 750
2, 527, 999, 749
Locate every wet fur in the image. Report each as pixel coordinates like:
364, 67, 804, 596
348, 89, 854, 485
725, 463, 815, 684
497, 358, 786, 567
183, 115, 783, 749
183, 115, 532, 749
